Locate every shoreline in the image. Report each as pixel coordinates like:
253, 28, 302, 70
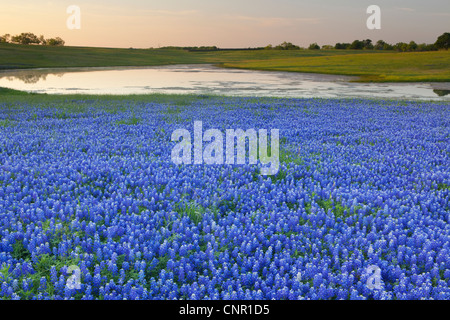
1, 43, 449, 83
1, 87, 449, 104
0, 65, 449, 101
2, 63, 450, 84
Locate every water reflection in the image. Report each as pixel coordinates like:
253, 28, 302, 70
4, 72, 63, 84
0, 65, 449, 100
0, 68, 93, 84
433, 89, 450, 97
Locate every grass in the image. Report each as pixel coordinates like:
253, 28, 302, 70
115, 114, 142, 125
1, 219, 84, 300
437, 183, 450, 191
222, 51, 450, 82
1, 42, 449, 82
174, 200, 205, 225
0, 119, 16, 127
0, 86, 31, 95
0, 88, 218, 110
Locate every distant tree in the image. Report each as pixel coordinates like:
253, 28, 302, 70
416, 43, 427, 52
362, 39, 374, 50
39, 35, 47, 45
275, 41, 300, 50
321, 45, 334, 50
374, 40, 386, 50
406, 41, 418, 51
425, 43, 438, 51
0, 34, 10, 43
199, 46, 218, 51
335, 43, 351, 49
11, 32, 40, 45
6, 32, 65, 46
308, 43, 320, 50
393, 42, 408, 52
435, 32, 450, 50
349, 40, 364, 50
264, 44, 273, 50
160, 46, 184, 50
374, 40, 393, 50
383, 42, 394, 50
46, 37, 65, 46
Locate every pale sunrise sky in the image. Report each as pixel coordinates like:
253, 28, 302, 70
1, 0, 449, 48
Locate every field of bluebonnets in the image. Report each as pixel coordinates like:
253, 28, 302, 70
0, 94, 449, 300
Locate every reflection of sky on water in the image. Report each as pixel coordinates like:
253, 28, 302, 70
0, 65, 449, 100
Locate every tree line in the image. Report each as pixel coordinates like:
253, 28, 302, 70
0, 33, 65, 46
158, 46, 219, 52
266, 32, 450, 51
1, 31, 448, 52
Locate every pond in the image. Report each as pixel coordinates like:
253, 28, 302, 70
0, 64, 449, 100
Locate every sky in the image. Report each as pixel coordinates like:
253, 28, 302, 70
1, 0, 449, 48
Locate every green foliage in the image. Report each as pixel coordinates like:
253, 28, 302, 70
308, 43, 320, 50
115, 114, 142, 125
0, 119, 16, 127
174, 200, 205, 224
8, 253, 81, 299
335, 43, 351, 50
222, 51, 450, 82
0, 41, 448, 82
12, 240, 31, 260
435, 32, 450, 50
269, 169, 287, 183
349, 40, 374, 50
317, 199, 347, 218
10, 32, 40, 45
146, 255, 170, 280
46, 37, 65, 46
437, 183, 450, 191
160, 46, 219, 51
4, 32, 64, 46
274, 41, 301, 50
165, 106, 183, 114
0, 264, 12, 282
217, 198, 238, 213
55, 110, 70, 119
279, 148, 304, 166
0, 87, 29, 95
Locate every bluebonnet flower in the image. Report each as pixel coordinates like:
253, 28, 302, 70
39, 277, 47, 292
0, 97, 449, 300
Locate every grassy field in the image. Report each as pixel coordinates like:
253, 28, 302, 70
2, 86, 449, 109
0, 43, 449, 82
0, 86, 219, 108
0, 89, 449, 300
222, 51, 450, 82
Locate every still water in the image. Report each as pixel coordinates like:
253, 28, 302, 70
0, 64, 449, 100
